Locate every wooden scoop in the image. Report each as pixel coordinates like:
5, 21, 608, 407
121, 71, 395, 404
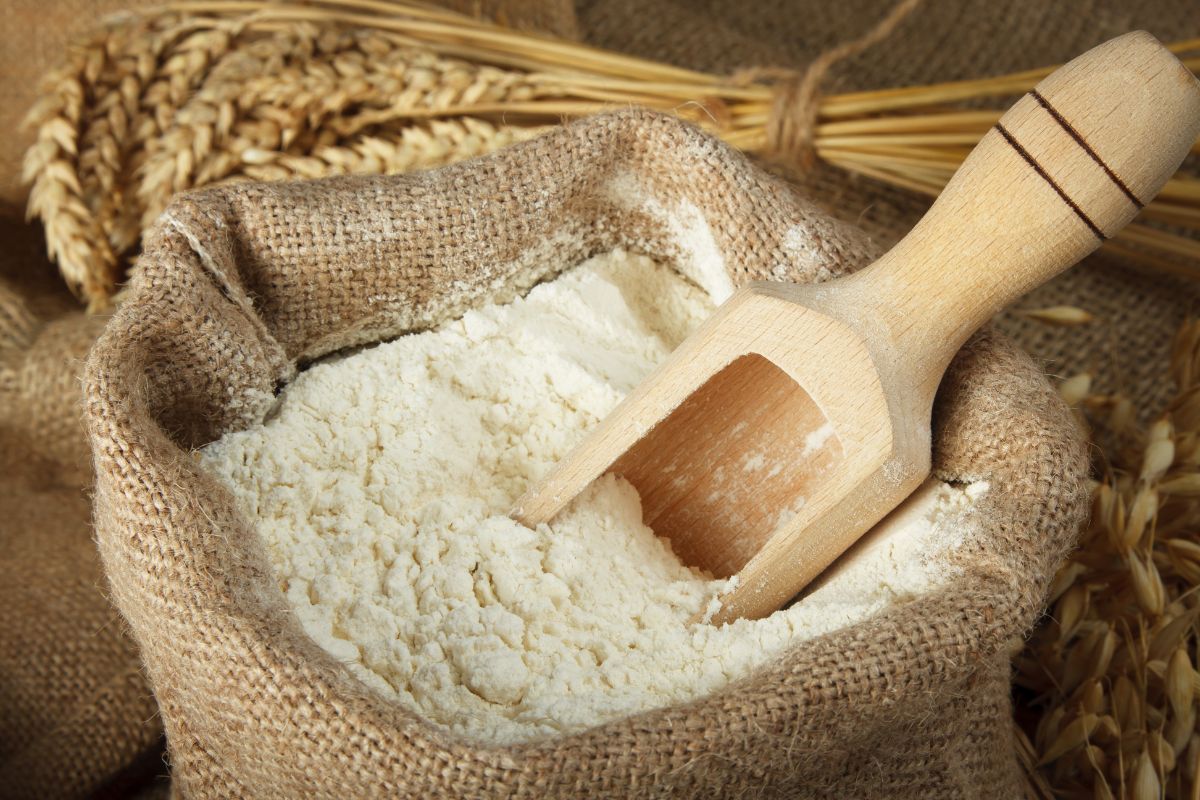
512, 32, 1200, 624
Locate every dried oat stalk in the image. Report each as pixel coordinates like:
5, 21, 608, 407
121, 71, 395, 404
1016, 316, 1200, 798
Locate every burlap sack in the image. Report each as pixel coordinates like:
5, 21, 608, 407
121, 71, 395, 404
85, 109, 1089, 798
0, 221, 164, 800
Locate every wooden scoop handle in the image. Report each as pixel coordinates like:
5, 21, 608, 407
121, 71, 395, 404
851, 31, 1200, 383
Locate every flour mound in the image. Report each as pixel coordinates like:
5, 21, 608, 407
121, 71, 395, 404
201, 249, 984, 745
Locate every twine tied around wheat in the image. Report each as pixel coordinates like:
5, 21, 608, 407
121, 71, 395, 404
734, 0, 923, 171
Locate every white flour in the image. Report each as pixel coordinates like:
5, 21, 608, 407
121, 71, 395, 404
201, 249, 985, 745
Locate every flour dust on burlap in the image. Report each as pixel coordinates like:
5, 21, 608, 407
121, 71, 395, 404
200, 249, 986, 745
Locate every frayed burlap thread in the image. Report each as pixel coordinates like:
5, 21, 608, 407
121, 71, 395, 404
86, 110, 1088, 798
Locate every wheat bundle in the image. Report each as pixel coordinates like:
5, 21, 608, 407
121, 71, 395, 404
21, 0, 1200, 309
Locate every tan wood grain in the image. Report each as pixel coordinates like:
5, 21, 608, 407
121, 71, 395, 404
513, 31, 1200, 623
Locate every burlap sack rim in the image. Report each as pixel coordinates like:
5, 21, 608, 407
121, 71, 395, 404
84, 110, 1088, 786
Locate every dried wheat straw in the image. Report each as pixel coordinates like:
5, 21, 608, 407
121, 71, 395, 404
21, 0, 1200, 308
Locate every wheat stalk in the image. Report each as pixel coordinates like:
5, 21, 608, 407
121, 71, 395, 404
235, 117, 545, 182
23, 27, 117, 304
24, 14, 242, 304
158, 51, 535, 193
23, 1, 1200, 308
23, 17, 541, 307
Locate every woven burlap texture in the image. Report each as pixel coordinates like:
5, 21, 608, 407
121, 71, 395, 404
0, 212, 165, 799
85, 110, 1089, 798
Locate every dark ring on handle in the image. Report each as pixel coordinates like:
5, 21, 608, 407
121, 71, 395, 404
995, 120, 1107, 241
1030, 89, 1145, 209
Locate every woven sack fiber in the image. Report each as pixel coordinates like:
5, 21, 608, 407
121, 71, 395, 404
0, 295, 163, 799
85, 109, 1089, 798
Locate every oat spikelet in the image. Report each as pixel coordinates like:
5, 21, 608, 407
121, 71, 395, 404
1018, 305, 1097, 326
1060, 372, 1093, 406
1018, 317, 1200, 797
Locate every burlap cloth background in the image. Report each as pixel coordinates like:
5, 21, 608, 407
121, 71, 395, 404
1, 0, 1195, 796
